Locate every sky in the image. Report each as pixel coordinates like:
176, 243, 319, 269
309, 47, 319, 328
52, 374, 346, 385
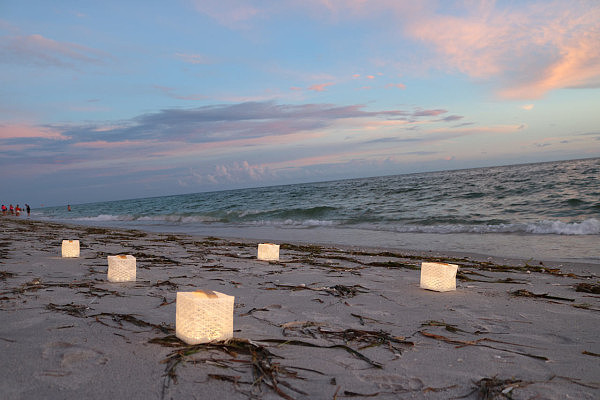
1, 0, 599, 207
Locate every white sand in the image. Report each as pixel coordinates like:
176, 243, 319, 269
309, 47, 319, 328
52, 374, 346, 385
1, 218, 598, 399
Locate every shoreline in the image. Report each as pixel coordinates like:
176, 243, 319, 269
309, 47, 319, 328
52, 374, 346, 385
24, 215, 600, 267
1, 218, 599, 399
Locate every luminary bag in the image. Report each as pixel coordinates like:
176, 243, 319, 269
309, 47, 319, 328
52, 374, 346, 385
176, 290, 234, 344
107, 255, 136, 282
61, 240, 80, 258
420, 262, 459, 292
257, 243, 280, 261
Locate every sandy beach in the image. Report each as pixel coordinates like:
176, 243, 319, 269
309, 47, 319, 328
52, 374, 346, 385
1, 217, 598, 399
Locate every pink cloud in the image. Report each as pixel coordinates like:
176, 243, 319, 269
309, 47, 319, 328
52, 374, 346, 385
308, 82, 334, 92
403, 1, 600, 99
386, 83, 406, 89
71, 140, 149, 149
299, 1, 599, 99
1, 34, 106, 67
0, 124, 68, 140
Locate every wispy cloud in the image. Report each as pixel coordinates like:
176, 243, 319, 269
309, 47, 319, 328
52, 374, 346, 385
154, 85, 206, 101
0, 34, 107, 68
386, 83, 406, 89
402, 0, 600, 99
226, 0, 600, 100
175, 52, 212, 64
0, 123, 69, 140
191, 0, 263, 29
308, 82, 334, 92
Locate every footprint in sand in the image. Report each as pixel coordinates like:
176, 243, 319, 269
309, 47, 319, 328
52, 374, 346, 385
356, 372, 424, 392
39, 341, 108, 389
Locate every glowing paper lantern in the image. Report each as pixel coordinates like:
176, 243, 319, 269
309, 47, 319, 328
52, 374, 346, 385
61, 240, 80, 258
176, 290, 234, 344
420, 262, 459, 292
107, 255, 136, 282
257, 243, 280, 261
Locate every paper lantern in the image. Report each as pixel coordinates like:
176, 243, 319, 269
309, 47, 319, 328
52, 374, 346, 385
420, 262, 459, 292
257, 243, 280, 261
107, 255, 136, 282
176, 290, 234, 344
61, 240, 80, 258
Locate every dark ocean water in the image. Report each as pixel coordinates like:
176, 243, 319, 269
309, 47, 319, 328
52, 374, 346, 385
35, 158, 600, 264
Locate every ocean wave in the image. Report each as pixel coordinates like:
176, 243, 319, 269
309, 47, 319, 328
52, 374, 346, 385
389, 218, 600, 235
74, 214, 135, 222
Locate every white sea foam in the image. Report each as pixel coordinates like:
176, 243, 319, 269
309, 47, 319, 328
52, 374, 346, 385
390, 218, 600, 235
524, 218, 600, 235
74, 214, 133, 222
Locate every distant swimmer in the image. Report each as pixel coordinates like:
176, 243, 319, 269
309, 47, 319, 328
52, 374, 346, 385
26, 204, 31, 217
68, 204, 71, 211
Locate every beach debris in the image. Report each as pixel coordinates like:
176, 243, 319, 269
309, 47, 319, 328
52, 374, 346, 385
272, 283, 368, 298
131, 252, 180, 266
280, 243, 323, 255
456, 271, 528, 284
350, 313, 387, 326
93, 312, 173, 334
419, 331, 548, 361
571, 303, 600, 311
420, 262, 458, 292
3, 280, 123, 298
461, 377, 527, 400
421, 320, 471, 334
107, 255, 137, 282
260, 337, 383, 368
176, 290, 234, 344
61, 239, 80, 257
574, 282, 600, 294
278, 322, 413, 355
153, 279, 179, 290
258, 243, 280, 261
46, 302, 90, 317
0, 271, 15, 280
316, 327, 413, 352
582, 350, 600, 357
510, 289, 575, 302
158, 338, 302, 400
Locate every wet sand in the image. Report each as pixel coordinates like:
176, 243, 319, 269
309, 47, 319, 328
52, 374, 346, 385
1, 218, 599, 399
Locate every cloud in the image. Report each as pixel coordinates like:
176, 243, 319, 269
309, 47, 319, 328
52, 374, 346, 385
192, 161, 274, 184
0, 123, 69, 140
63, 101, 408, 144
438, 115, 463, 122
308, 82, 334, 92
0, 34, 107, 68
386, 83, 406, 89
191, 0, 263, 29
273, 0, 600, 100
521, 104, 535, 111
175, 53, 212, 64
402, 1, 600, 99
154, 85, 206, 101
412, 109, 447, 117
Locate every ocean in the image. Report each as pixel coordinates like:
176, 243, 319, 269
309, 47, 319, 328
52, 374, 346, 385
34, 158, 600, 264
